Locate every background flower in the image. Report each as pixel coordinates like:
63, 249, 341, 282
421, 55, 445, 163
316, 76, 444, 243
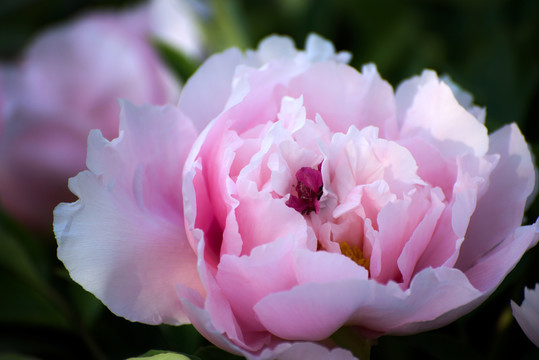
0, 0, 202, 231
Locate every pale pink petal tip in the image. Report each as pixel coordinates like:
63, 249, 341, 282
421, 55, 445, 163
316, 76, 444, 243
512, 283, 539, 347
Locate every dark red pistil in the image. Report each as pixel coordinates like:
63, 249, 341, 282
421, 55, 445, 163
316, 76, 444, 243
286, 164, 323, 215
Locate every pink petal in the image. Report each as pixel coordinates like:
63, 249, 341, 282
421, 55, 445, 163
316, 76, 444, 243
368, 196, 415, 283
456, 124, 536, 271
398, 136, 456, 199
235, 182, 311, 255
396, 70, 488, 158
221, 62, 299, 135
183, 121, 244, 267
349, 267, 484, 335
216, 238, 299, 333
440, 75, 485, 124
185, 239, 274, 352
254, 279, 365, 341
255, 266, 483, 340
178, 283, 358, 360
177, 283, 246, 355
287, 63, 397, 138
327, 126, 422, 203
465, 222, 538, 292
332, 180, 395, 225
416, 154, 496, 271
54, 102, 202, 325
397, 187, 446, 287
511, 284, 539, 347
253, 251, 367, 341
369, 186, 446, 284
179, 47, 243, 131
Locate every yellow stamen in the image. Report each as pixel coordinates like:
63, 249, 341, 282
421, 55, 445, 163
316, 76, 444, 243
340, 242, 370, 271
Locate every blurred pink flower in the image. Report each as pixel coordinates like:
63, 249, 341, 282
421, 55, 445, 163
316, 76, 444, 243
54, 34, 538, 359
512, 284, 539, 347
0, 0, 202, 231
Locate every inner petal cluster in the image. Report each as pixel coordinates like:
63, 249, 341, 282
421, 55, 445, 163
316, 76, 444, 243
225, 95, 468, 288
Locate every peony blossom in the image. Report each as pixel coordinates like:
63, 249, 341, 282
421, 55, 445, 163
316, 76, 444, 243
512, 284, 539, 347
54, 34, 538, 359
0, 0, 202, 231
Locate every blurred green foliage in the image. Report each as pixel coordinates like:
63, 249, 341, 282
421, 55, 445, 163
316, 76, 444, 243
0, 0, 538, 359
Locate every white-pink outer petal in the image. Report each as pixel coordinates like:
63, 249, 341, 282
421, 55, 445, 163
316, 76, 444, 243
54, 102, 202, 325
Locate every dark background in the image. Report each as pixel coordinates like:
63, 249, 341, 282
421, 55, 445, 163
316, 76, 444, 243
0, 0, 538, 359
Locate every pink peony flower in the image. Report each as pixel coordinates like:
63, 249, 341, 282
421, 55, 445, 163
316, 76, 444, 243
0, 0, 201, 230
512, 284, 539, 347
54, 35, 538, 359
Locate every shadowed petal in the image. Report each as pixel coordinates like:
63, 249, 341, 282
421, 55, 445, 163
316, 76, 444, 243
465, 222, 538, 292
457, 124, 536, 271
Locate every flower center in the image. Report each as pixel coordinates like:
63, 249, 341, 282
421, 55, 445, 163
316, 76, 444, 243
340, 242, 370, 272
286, 164, 323, 215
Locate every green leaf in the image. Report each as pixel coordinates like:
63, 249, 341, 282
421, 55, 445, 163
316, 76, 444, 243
128, 350, 200, 360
